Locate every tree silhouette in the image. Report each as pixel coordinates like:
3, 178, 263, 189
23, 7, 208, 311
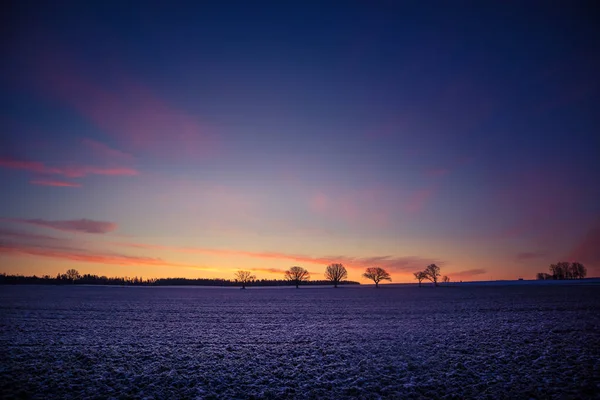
550, 262, 570, 280
544, 261, 586, 280
234, 270, 256, 289
570, 262, 587, 279
558, 261, 572, 279
413, 271, 427, 287
65, 269, 80, 284
325, 263, 347, 288
424, 264, 441, 287
362, 267, 391, 288
284, 266, 310, 288
442, 275, 450, 283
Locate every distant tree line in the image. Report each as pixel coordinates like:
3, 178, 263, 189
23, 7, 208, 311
1, 262, 455, 289
0, 272, 361, 287
536, 262, 587, 280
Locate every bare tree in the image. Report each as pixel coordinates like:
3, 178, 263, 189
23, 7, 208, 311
362, 267, 391, 288
414, 271, 427, 287
442, 275, 450, 283
424, 264, 441, 287
549, 263, 561, 279
560, 261, 574, 279
325, 263, 348, 288
550, 262, 571, 280
570, 262, 587, 279
284, 266, 310, 288
234, 270, 256, 289
65, 269, 80, 284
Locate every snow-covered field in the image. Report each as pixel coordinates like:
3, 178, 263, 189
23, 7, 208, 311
1, 284, 599, 399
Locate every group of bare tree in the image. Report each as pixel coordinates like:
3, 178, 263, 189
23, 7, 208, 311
536, 262, 587, 280
413, 264, 448, 287
235, 263, 352, 289
234, 263, 394, 289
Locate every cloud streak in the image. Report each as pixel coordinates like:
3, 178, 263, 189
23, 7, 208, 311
4, 218, 118, 234
450, 269, 487, 279
0, 228, 61, 242
26, 44, 219, 161
250, 267, 287, 274
0, 243, 205, 270
29, 179, 82, 187
0, 157, 139, 178
113, 241, 442, 273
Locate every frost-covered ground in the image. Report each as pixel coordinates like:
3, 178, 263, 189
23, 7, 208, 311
1, 284, 599, 399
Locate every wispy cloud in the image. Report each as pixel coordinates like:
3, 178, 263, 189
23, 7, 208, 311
0, 158, 55, 174
450, 268, 487, 279
112, 241, 442, 273
0, 242, 205, 269
29, 179, 82, 187
27, 44, 219, 161
59, 166, 139, 178
250, 267, 286, 274
0, 157, 139, 178
4, 218, 117, 234
0, 228, 61, 242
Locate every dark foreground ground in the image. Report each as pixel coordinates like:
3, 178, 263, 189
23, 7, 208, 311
1, 284, 599, 399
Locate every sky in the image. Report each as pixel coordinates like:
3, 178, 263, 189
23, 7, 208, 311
1, 1, 599, 283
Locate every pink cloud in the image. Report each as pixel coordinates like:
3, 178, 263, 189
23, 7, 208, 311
450, 269, 487, 279
29, 179, 82, 187
112, 241, 442, 274
0, 242, 201, 269
0, 156, 139, 178
0, 158, 59, 174
58, 165, 138, 178
5, 218, 117, 234
29, 46, 218, 161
